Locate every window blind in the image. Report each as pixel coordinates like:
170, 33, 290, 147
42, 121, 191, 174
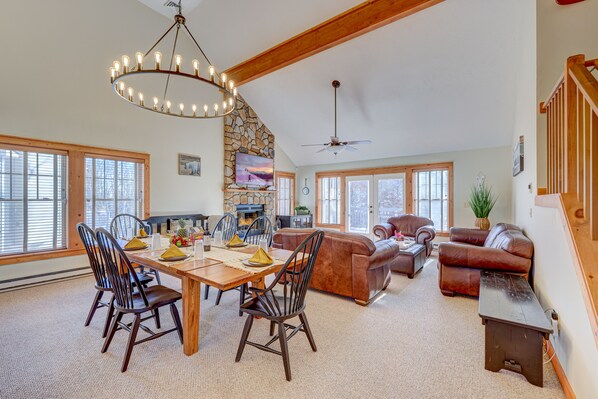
319, 176, 341, 224
0, 148, 67, 255
277, 176, 292, 216
84, 157, 144, 230
412, 169, 449, 232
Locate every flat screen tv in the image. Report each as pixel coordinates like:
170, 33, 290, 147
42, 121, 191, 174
235, 152, 274, 187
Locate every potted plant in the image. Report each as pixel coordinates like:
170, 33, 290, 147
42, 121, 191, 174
468, 181, 498, 230
295, 205, 310, 215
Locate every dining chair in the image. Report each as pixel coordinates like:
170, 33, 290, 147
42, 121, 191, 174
204, 213, 238, 299
215, 216, 274, 316
110, 213, 161, 284
235, 230, 325, 381
95, 228, 183, 372
78, 223, 153, 338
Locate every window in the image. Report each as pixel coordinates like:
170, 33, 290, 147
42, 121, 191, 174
0, 148, 67, 256
276, 172, 295, 216
413, 168, 450, 232
85, 157, 145, 230
318, 176, 342, 225
0, 134, 150, 265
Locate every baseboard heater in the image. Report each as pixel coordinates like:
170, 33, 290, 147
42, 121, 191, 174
0, 267, 92, 292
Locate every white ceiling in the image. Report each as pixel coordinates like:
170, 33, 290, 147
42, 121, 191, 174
138, 0, 524, 167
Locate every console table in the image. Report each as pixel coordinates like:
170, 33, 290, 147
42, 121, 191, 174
478, 271, 553, 387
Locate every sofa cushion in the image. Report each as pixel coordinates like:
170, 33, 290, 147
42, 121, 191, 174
483, 223, 533, 259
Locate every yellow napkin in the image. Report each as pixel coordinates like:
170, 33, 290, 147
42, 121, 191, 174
138, 228, 148, 237
161, 245, 186, 259
227, 234, 244, 246
248, 248, 273, 265
124, 237, 147, 250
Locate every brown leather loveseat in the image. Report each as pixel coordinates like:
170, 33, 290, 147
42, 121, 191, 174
438, 223, 533, 297
373, 214, 436, 256
272, 228, 397, 306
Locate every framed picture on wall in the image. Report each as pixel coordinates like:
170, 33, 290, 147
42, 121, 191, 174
179, 153, 201, 176
513, 135, 524, 176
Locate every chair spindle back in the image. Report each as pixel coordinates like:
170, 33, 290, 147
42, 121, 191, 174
110, 214, 151, 239
213, 213, 238, 242
77, 223, 110, 289
243, 216, 273, 246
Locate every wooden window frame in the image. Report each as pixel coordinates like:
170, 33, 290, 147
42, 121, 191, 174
315, 162, 453, 236
0, 134, 150, 265
275, 171, 295, 216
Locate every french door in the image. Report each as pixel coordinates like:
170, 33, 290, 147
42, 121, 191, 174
346, 173, 406, 235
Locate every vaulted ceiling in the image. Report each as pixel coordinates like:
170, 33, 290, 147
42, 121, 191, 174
139, 0, 524, 166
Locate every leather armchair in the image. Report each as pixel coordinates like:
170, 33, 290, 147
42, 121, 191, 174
373, 214, 436, 256
272, 228, 395, 306
438, 223, 533, 297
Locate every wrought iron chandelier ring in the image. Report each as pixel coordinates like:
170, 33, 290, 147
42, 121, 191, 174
109, 2, 237, 119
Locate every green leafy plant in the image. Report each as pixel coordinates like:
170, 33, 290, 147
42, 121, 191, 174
295, 205, 310, 215
468, 182, 498, 218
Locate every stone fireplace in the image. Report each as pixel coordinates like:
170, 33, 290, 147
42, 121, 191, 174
223, 95, 276, 222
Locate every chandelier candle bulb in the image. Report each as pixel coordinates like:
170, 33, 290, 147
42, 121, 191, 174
214, 103, 218, 116
153, 97, 159, 110
122, 55, 130, 73
113, 61, 121, 75
222, 101, 227, 111
203, 104, 208, 116
179, 103, 184, 115
127, 87, 134, 102
154, 51, 162, 69
221, 73, 227, 88
135, 52, 143, 70
209, 65, 215, 82
228, 97, 233, 107
233, 87, 238, 97
118, 81, 125, 95
109, 67, 116, 83
175, 54, 182, 72
192, 59, 199, 76
192, 104, 197, 116
166, 100, 171, 113
138, 92, 144, 106
229, 80, 234, 91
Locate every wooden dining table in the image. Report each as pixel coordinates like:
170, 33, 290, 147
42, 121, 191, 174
119, 238, 294, 356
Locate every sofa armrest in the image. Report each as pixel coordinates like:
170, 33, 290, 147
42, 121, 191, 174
415, 225, 436, 245
438, 242, 531, 274
373, 223, 395, 240
449, 227, 489, 246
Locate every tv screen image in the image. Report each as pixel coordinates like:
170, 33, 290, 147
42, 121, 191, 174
235, 152, 274, 186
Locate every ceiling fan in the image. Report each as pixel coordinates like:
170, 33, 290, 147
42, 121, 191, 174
302, 80, 372, 156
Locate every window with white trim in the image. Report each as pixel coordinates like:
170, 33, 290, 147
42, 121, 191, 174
0, 148, 67, 255
85, 157, 144, 230
318, 176, 342, 225
413, 169, 450, 232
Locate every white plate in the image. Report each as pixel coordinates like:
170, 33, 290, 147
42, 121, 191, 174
158, 254, 191, 262
242, 259, 273, 267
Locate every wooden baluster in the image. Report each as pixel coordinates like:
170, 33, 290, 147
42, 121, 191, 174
591, 111, 598, 240
577, 88, 584, 201
584, 100, 591, 220
565, 58, 579, 196
548, 102, 554, 193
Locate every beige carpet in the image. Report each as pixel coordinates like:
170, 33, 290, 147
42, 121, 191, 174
0, 258, 564, 399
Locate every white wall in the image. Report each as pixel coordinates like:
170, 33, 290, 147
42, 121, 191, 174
274, 143, 297, 173
0, 0, 223, 282
296, 146, 513, 231
511, 1, 598, 398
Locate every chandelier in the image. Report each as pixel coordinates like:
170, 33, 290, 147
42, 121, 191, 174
108, 1, 237, 119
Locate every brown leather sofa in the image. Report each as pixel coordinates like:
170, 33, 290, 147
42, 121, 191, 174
373, 214, 436, 256
272, 228, 396, 306
438, 223, 533, 297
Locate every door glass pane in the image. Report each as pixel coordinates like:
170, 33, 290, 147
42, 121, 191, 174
347, 179, 370, 233
376, 176, 404, 224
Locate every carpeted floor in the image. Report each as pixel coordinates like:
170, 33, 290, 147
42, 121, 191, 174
0, 258, 564, 399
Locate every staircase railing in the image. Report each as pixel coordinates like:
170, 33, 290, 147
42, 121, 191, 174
541, 55, 598, 239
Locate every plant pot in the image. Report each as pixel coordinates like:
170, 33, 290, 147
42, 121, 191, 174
475, 217, 491, 230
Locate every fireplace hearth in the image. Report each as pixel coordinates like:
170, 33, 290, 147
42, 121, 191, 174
236, 204, 264, 231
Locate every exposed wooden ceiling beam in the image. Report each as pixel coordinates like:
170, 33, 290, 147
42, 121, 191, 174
225, 0, 445, 86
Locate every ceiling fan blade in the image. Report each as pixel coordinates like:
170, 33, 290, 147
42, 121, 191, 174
302, 143, 330, 147
316, 147, 329, 153
345, 145, 358, 152
344, 140, 372, 145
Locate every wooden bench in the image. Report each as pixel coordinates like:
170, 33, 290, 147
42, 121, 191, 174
478, 271, 553, 387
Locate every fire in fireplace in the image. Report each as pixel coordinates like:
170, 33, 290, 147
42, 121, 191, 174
236, 204, 264, 230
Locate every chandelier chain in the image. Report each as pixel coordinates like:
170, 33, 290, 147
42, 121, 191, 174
161, 24, 182, 107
